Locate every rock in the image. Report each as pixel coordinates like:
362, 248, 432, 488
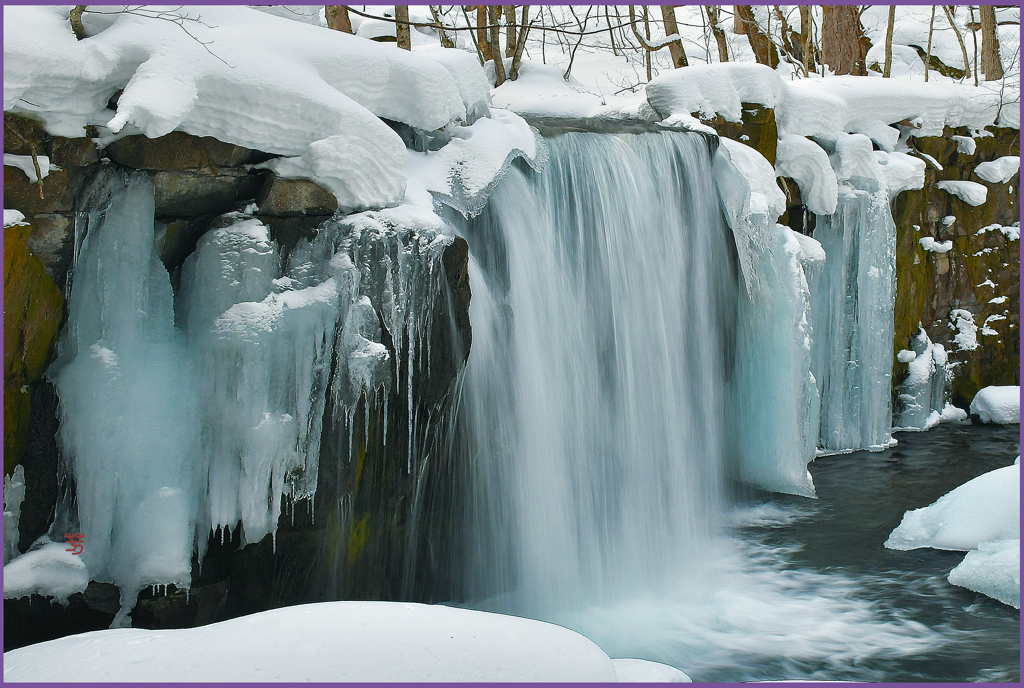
701, 102, 777, 166
3, 113, 47, 156
3, 582, 119, 652
4, 164, 70, 216
46, 137, 99, 168
130, 581, 230, 630
256, 173, 338, 217
25, 213, 74, 287
18, 380, 61, 552
153, 168, 264, 218
105, 132, 265, 171
157, 218, 214, 272
4, 223, 65, 474
253, 214, 325, 252
419, 235, 472, 404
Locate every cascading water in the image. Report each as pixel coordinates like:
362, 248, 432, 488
459, 131, 740, 614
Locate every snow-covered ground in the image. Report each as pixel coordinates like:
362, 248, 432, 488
2, 600, 690, 682
970, 386, 1021, 424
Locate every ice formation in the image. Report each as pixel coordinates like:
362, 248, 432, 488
4, 465, 26, 564
969, 386, 1021, 424
2, 537, 90, 604
810, 178, 896, 451
895, 328, 952, 430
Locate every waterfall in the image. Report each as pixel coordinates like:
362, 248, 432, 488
459, 131, 740, 614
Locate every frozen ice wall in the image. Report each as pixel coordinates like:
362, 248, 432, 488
895, 328, 950, 430
461, 131, 739, 613
51, 172, 202, 626
810, 177, 897, 452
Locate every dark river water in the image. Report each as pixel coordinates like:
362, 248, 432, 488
555, 423, 1020, 682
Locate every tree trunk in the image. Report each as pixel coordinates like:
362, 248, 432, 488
509, 5, 530, 81
477, 6, 493, 62
69, 5, 87, 40
736, 5, 779, 68
799, 5, 814, 75
395, 6, 411, 50
821, 5, 869, 75
488, 5, 507, 86
883, 6, 895, 77
660, 5, 688, 68
503, 6, 517, 58
706, 6, 729, 63
924, 5, 935, 82
429, 6, 455, 48
979, 5, 1004, 80
325, 6, 353, 33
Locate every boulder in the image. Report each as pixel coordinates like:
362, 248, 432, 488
153, 168, 263, 218
105, 132, 265, 171
4, 164, 70, 217
46, 137, 99, 168
24, 213, 73, 287
255, 173, 338, 217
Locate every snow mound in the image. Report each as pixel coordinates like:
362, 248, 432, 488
492, 59, 604, 120
4, 6, 477, 155
3, 209, 27, 226
3, 538, 90, 604
970, 386, 1021, 424
947, 538, 1020, 609
877, 152, 926, 198
2, 601, 626, 682
975, 156, 1020, 184
936, 180, 988, 206
884, 464, 1019, 551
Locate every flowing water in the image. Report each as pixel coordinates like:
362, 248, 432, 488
455, 130, 1019, 681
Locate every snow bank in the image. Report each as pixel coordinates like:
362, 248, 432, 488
970, 386, 1020, 424
975, 156, 1020, 184
3, 538, 90, 604
936, 180, 988, 207
492, 59, 604, 120
2, 601, 635, 682
613, 659, 692, 682
4, 6, 477, 154
947, 538, 1020, 609
885, 464, 1019, 551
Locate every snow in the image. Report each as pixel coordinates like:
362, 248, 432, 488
948, 539, 1020, 609
919, 237, 953, 253
3, 209, 27, 226
970, 386, 1021, 424
774, 134, 837, 215
491, 59, 605, 120
975, 156, 1020, 184
876, 152, 926, 198
894, 328, 952, 431
950, 309, 979, 351
3, 537, 90, 604
897, 350, 916, 364
1, 600, 650, 682
4, 6, 477, 155
613, 659, 692, 682
950, 135, 977, 155
646, 62, 785, 125
718, 137, 787, 220
885, 464, 1019, 551
935, 180, 988, 206
3, 153, 53, 182
830, 133, 882, 184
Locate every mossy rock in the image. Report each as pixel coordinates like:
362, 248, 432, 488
699, 102, 778, 165
3, 113, 47, 156
3, 222, 65, 474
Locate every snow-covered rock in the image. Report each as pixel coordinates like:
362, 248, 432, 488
2, 601, 639, 682
919, 237, 953, 253
647, 62, 785, 125
774, 134, 838, 215
885, 464, 1019, 551
970, 386, 1020, 424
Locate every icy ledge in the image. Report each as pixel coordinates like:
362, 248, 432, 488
2, 601, 689, 682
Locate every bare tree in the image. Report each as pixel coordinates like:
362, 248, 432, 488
924, 5, 935, 82
799, 5, 814, 75
509, 6, 531, 81
980, 5, 1004, 80
660, 5, 688, 68
736, 6, 778, 68
325, 5, 353, 33
821, 5, 868, 75
942, 5, 971, 82
429, 6, 455, 48
883, 6, 895, 77
488, 5, 507, 85
706, 6, 729, 63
